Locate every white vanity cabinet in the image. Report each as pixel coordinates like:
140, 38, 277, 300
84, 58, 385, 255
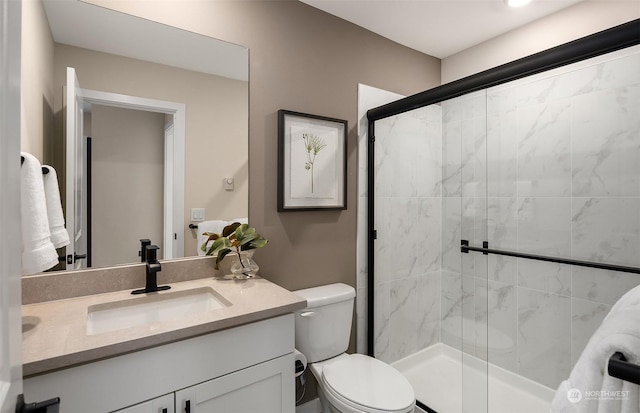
113, 394, 174, 413
174, 355, 291, 412
114, 355, 291, 413
24, 314, 295, 413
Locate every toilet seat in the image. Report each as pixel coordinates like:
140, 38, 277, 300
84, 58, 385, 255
320, 354, 415, 413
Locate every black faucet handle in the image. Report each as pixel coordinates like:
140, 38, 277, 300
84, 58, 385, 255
139, 239, 151, 262
145, 245, 160, 262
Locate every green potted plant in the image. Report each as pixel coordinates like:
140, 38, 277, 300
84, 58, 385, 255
201, 222, 268, 278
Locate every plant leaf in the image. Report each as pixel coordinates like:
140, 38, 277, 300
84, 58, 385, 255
206, 237, 230, 256
243, 235, 267, 250
250, 238, 268, 249
202, 232, 220, 240
203, 223, 268, 266
222, 222, 241, 237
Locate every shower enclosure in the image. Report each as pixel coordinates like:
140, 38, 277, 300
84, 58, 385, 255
364, 20, 640, 413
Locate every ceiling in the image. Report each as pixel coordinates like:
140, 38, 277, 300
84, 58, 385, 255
300, 0, 585, 58
43, 0, 248, 81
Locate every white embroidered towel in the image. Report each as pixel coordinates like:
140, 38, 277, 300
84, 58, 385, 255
21, 153, 59, 275
42, 165, 70, 248
551, 307, 640, 413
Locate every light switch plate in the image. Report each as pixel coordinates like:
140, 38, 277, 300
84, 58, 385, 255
191, 208, 205, 222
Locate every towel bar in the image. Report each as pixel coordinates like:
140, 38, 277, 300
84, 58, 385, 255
460, 240, 640, 385
609, 352, 640, 385
461, 240, 640, 274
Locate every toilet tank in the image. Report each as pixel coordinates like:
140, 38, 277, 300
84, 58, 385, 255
293, 283, 356, 363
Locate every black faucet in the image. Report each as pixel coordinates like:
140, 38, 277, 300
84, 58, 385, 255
139, 239, 151, 262
132, 245, 171, 295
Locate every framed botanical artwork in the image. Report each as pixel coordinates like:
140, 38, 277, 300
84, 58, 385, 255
278, 110, 347, 211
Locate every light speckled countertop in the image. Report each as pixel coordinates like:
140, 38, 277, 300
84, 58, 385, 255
22, 276, 306, 377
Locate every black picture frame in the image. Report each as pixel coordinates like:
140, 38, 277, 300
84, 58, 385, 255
278, 110, 347, 211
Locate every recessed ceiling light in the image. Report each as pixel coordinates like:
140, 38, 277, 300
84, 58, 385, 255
506, 0, 532, 7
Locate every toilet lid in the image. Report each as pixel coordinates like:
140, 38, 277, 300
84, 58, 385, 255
322, 354, 414, 412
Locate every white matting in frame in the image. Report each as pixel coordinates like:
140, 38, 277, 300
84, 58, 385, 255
278, 110, 347, 211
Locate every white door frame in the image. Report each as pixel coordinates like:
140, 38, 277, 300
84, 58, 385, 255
65, 67, 85, 269
0, 0, 23, 410
81, 89, 185, 259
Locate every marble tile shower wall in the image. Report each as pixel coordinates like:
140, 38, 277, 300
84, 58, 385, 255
373, 105, 443, 364
440, 90, 490, 367
441, 49, 640, 390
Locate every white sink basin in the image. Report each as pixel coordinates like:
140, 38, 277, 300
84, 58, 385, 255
86, 287, 231, 335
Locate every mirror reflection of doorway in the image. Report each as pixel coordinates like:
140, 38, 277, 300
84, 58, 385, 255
85, 105, 166, 267
64, 67, 186, 270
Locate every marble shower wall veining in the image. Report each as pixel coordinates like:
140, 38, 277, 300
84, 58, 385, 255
441, 46, 640, 389
373, 105, 443, 363
356, 84, 406, 355
357, 45, 639, 392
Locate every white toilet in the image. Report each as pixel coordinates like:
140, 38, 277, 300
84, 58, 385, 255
294, 283, 415, 413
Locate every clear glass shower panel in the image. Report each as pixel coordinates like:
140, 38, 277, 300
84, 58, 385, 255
441, 90, 489, 413
370, 37, 638, 413
372, 104, 446, 410
484, 44, 640, 409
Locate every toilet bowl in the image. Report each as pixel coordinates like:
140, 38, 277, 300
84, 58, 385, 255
311, 353, 415, 413
294, 283, 415, 413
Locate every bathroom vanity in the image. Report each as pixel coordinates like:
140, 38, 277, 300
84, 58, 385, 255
21, 259, 306, 412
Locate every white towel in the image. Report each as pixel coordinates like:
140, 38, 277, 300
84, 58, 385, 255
42, 165, 70, 248
607, 284, 640, 320
196, 218, 248, 255
551, 307, 640, 413
21, 153, 59, 275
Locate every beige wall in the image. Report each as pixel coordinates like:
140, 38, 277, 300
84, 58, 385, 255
52, 44, 249, 256
21, 0, 54, 160
91, 105, 165, 267
85, 0, 441, 295
442, 0, 640, 83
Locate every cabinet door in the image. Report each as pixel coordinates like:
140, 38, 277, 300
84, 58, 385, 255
175, 354, 293, 413
112, 393, 174, 413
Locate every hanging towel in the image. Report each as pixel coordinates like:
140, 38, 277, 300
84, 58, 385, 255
21, 153, 59, 275
196, 218, 248, 255
551, 306, 640, 413
607, 284, 640, 319
42, 165, 70, 248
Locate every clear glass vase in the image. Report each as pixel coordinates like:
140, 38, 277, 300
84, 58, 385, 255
230, 251, 259, 279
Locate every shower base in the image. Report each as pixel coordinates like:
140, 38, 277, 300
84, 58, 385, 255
392, 343, 555, 413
